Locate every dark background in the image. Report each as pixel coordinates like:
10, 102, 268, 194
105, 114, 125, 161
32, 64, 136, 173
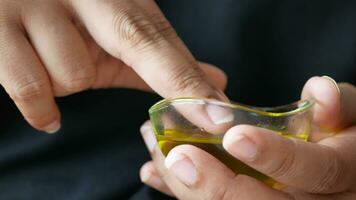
0, 0, 356, 199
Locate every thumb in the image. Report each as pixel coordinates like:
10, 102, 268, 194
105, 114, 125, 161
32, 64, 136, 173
223, 124, 354, 194
301, 76, 356, 132
163, 144, 290, 200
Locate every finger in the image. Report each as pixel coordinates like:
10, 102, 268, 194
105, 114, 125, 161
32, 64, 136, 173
164, 145, 291, 200
301, 76, 356, 132
91, 54, 151, 91
156, 97, 234, 133
96, 60, 230, 137
73, 0, 230, 136
0, 25, 60, 133
140, 161, 174, 197
126, 0, 227, 90
93, 59, 227, 92
22, 2, 96, 97
223, 125, 354, 193
22, 2, 227, 96
133, 0, 228, 92
140, 122, 290, 200
140, 120, 190, 197
71, 0, 226, 100
133, 0, 195, 59
317, 125, 356, 191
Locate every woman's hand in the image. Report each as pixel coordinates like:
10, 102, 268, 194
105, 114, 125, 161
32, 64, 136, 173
140, 76, 356, 199
0, 0, 226, 133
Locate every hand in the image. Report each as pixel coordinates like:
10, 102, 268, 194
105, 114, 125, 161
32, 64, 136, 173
0, 0, 226, 133
140, 76, 356, 200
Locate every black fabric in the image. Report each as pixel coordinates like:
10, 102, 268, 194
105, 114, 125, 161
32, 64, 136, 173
0, 0, 356, 199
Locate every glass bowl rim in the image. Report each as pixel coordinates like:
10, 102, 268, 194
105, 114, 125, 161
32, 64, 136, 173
149, 97, 314, 117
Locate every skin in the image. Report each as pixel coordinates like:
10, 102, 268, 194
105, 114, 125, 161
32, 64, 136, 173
140, 76, 356, 200
2, 1, 355, 199
0, 0, 227, 133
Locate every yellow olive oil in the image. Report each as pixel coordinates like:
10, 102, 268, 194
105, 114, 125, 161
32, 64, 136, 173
157, 129, 308, 188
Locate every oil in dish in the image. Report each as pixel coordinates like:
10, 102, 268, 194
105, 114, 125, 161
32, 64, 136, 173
156, 128, 308, 188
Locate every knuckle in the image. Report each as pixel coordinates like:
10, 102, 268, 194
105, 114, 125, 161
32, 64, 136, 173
112, 8, 163, 49
169, 63, 206, 93
150, 14, 177, 40
10, 78, 47, 102
60, 64, 96, 93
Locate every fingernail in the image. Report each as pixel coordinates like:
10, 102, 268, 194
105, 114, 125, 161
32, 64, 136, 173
206, 103, 234, 125
223, 133, 258, 161
165, 153, 197, 186
44, 120, 61, 134
141, 127, 157, 152
322, 76, 340, 94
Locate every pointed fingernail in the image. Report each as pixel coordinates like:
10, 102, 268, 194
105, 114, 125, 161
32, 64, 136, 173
322, 76, 340, 94
43, 120, 61, 134
140, 125, 157, 152
165, 153, 197, 186
223, 133, 258, 161
206, 103, 234, 125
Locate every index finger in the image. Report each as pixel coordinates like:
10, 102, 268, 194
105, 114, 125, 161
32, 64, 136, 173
71, 0, 225, 100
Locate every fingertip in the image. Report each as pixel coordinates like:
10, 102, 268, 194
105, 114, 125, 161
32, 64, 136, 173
140, 161, 174, 196
301, 76, 321, 100
140, 162, 167, 191
140, 120, 151, 134
223, 125, 246, 150
322, 76, 340, 94
42, 120, 61, 134
223, 125, 266, 144
24, 102, 62, 134
301, 76, 340, 103
301, 76, 341, 130
223, 125, 265, 162
165, 144, 215, 171
223, 125, 290, 163
30, 117, 61, 134
140, 161, 155, 183
165, 144, 228, 187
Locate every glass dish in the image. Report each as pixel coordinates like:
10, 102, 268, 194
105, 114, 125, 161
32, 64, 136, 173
149, 97, 314, 188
